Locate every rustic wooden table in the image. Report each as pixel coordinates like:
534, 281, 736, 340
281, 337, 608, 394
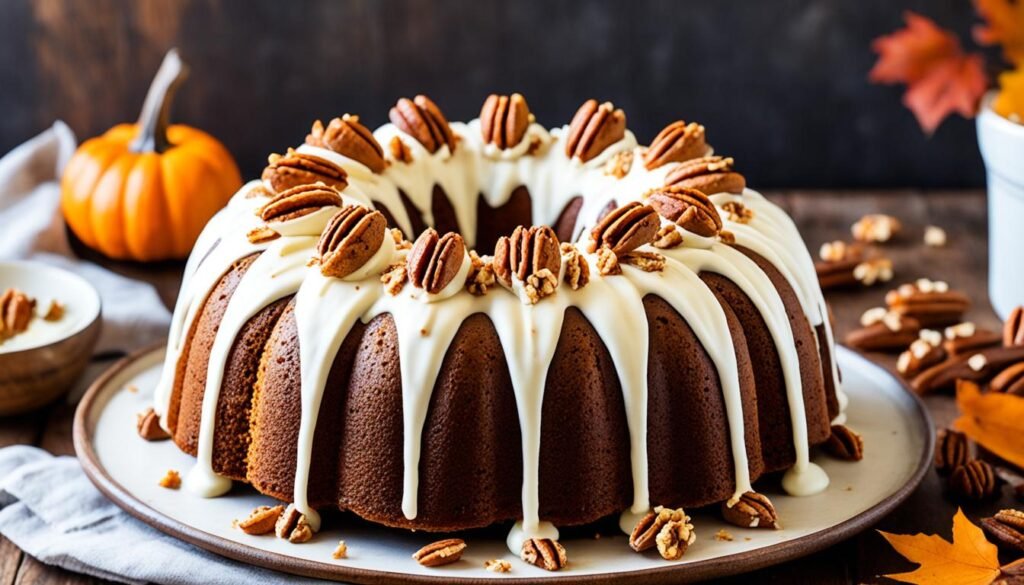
0, 190, 1007, 584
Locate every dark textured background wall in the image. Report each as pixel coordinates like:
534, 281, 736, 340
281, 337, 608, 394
0, 0, 993, 188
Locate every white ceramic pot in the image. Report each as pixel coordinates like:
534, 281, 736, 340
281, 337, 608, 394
977, 91, 1024, 320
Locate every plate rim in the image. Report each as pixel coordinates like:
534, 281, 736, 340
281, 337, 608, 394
74, 343, 935, 585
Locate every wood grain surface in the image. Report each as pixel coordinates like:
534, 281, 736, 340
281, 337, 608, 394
0, 189, 1007, 584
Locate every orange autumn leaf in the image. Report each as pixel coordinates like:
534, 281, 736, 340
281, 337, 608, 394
879, 508, 1000, 585
973, 0, 1024, 66
993, 66, 1024, 120
954, 379, 1024, 469
870, 12, 988, 133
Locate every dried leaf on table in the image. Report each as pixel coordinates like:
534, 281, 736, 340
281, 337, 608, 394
973, 0, 1024, 66
993, 66, 1024, 121
879, 508, 1000, 585
869, 11, 988, 133
954, 379, 1024, 469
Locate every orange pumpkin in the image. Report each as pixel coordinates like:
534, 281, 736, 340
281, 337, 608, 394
61, 49, 241, 262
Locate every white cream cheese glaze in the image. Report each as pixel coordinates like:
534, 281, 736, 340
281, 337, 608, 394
156, 112, 845, 554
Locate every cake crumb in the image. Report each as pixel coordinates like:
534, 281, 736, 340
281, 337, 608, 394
924, 225, 947, 247
484, 559, 512, 573
593, 532, 602, 540
744, 537, 752, 542
158, 469, 181, 489
332, 540, 348, 559
715, 529, 734, 542
845, 485, 853, 491
125, 384, 139, 394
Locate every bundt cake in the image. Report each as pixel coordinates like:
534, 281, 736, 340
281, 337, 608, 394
151, 93, 848, 553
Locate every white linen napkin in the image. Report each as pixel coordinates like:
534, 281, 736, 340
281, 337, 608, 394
0, 121, 172, 355
0, 446, 323, 585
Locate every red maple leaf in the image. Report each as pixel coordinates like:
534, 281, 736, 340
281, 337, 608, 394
869, 11, 989, 133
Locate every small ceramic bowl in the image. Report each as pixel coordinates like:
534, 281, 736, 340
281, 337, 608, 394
0, 261, 102, 415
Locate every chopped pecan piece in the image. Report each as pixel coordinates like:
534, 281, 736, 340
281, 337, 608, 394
992, 362, 1024, 395
561, 243, 590, 290
484, 559, 512, 573
652, 224, 683, 249
656, 515, 696, 561
237, 505, 285, 535
524, 269, 558, 304
480, 93, 532, 149
565, 99, 626, 163
42, 300, 64, 321
262, 149, 348, 194
851, 213, 902, 243
390, 95, 455, 154
332, 540, 348, 559
306, 114, 386, 173
247, 226, 279, 244
0, 288, 35, 340
718, 230, 736, 244
259, 183, 343, 223
136, 408, 171, 441
720, 200, 753, 224
949, 459, 998, 501
824, 424, 864, 461
407, 229, 467, 294
521, 538, 567, 571
1007, 306, 1024, 347
924, 225, 947, 247
595, 246, 621, 276
643, 120, 707, 170
275, 504, 314, 543
389, 136, 413, 163
412, 538, 466, 567
380, 263, 408, 296
622, 251, 665, 272
158, 470, 181, 490
493, 225, 561, 288
935, 428, 970, 476
589, 201, 660, 255
664, 155, 745, 195
316, 205, 388, 279
721, 491, 779, 529
465, 251, 496, 296
646, 186, 722, 237
888, 280, 966, 331
604, 150, 634, 178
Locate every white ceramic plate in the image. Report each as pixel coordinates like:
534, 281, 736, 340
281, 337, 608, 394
75, 345, 932, 584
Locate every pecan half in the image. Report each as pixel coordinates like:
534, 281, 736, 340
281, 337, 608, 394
982, 511, 1024, 553
912, 346, 1024, 394
845, 308, 921, 353
943, 322, 1002, 357
630, 507, 689, 552
480, 93, 532, 149
565, 99, 626, 163
275, 504, 314, 543
407, 229, 467, 294
389, 95, 455, 154
521, 538, 567, 571
656, 515, 696, 561
237, 505, 284, 535
590, 202, 660, 255
721, 491, 779, 529
306, 115, 386, 173
561, 243, 590, 290
493, 225, 561, 288
646, 186, 722, 237
262, 149, 348, 193
664, 155, 745, 195
412, 538, 466, 567
260, 183, 344, 223
935, 428, 970, 476
1006, 306, 1024, 347
136, 408, 170, 441
595, 246, 621, 276
316, 205, 387, 279
0, 288, 35, 339
949, 459, 998, 500
824, 424, 864, 461
643, 121, 706, 170
897, 338, 947, 379
992, 362, 1024, 395
721, 201, 753, 224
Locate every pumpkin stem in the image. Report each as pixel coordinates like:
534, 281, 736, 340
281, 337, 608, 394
130, 48, 190, 154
